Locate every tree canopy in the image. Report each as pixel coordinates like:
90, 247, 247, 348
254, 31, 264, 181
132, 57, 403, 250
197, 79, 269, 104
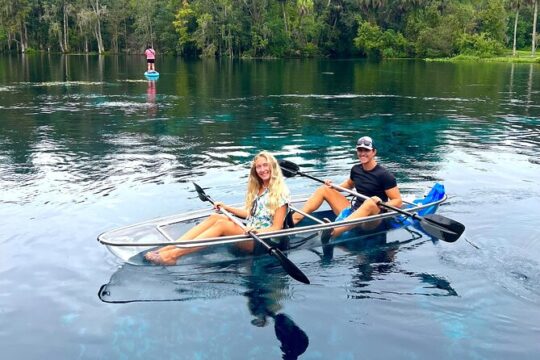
0, 0, 538, 58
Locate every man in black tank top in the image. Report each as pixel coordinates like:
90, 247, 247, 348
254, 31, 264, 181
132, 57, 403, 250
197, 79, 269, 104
292, 136, 402, 238
349, 162, 396, 210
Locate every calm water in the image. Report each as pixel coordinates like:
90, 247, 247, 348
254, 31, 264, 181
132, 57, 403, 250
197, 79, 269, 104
1, 55, 539, 359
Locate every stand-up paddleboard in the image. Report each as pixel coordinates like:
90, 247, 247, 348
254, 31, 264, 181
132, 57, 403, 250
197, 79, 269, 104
144, 70, 159, 79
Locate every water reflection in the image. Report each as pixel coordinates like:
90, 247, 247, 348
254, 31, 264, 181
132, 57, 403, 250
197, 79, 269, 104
1, 56, 540, 358
99, 256, 309, 359
146, 79, 157, 117
314, 226, 459, 299
244, 260, 309, 360
1, 57, 540, 197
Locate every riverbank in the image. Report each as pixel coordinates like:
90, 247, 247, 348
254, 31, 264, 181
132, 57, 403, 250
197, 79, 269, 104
427, 50, 540, 63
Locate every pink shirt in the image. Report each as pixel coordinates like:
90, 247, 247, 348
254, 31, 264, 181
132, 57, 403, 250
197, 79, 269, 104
145, 48, 155, 60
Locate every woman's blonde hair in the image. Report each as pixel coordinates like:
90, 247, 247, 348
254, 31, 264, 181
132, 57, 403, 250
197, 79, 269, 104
245, 151, 290, 216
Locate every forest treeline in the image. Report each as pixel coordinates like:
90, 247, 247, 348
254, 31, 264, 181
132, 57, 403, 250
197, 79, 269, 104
0, 0, 538, 59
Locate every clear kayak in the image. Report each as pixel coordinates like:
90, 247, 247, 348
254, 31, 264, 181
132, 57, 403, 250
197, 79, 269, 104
98, 184, 447, 265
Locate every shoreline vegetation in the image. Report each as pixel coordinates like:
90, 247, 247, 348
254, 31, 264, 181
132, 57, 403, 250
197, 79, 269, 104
1, 0, 539, 62
12, 51, 540, 65
427, 51, 540, 63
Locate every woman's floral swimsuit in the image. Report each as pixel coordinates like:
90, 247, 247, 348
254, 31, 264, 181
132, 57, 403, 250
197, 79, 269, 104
246, 188, 288, 229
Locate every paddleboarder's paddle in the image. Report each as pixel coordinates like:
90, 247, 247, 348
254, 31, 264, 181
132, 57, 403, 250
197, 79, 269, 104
279, 160, 465, 243
193, 182, 310, 284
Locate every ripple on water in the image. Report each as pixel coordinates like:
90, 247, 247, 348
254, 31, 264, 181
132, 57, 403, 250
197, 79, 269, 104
441, 241, 540, 304
21, 81, 105, 87
1, 59, 540, 358
96, 101, 154, 111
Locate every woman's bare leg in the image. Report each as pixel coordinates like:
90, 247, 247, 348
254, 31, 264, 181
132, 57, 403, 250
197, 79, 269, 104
193, 218, 244, 238
179, 213, 227, 240
234, 240, 255, 253
149, 217, 244, 264
149, 214, 226, 254
146, 214, 231, 264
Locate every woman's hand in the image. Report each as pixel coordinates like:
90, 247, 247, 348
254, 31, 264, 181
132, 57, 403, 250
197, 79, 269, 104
244, 226, 258, 234
213, 201, 225, 211
324, 179, 333, 187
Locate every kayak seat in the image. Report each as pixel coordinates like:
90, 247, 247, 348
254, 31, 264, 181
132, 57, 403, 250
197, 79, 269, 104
283, 207, 295, 229
389, 183, 446, 229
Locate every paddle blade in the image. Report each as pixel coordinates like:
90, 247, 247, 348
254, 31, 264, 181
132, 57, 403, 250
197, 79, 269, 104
419, 214, 465, 243
270, 248, 310, 284
278, 160, 299, 178
192, 182, 210, 202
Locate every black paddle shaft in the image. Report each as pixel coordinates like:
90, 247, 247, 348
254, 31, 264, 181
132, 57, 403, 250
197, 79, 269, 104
192, 182, 310, 284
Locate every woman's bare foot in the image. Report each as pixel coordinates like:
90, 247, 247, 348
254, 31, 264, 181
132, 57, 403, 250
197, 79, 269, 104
144, 247, 187, 265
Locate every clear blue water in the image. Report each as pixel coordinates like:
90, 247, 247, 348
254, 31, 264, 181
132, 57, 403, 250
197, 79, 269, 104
1, 55, 539, 359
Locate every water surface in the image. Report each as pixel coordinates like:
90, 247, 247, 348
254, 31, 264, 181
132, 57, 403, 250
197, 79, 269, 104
1, 55, 539, 359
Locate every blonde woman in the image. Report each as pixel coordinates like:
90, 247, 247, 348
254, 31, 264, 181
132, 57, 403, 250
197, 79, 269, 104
145, 151, 290, 265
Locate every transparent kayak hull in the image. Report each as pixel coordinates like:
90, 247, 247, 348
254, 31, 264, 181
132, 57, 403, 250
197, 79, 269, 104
98, 185, 447, 265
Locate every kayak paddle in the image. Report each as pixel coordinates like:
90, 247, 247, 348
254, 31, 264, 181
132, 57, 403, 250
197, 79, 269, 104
278, 160, 465, 243
192, 182, 310, 284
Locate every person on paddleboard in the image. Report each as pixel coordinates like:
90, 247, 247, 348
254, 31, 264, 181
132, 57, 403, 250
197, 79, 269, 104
145, 151, 290, 265
292, 136, 402, 239
144, 45, 156, 72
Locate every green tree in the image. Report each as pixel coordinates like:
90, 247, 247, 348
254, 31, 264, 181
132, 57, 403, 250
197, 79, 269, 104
74, 2, 95, 52
354, 19, 410, 58
507, 0, 522, 55
354, 20, 384, 58
106, 0, 130, 53
173, 0, 197, 55
456, 32, 506, 56
317, 0, 361, 57
89, 0, 106, 53
131, 0, 158, 49
476, 0, 507, 43
532, 0, 538, 54
406, 1, 476, 58
42, 0, 65, 52
0, 0, 33, 52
